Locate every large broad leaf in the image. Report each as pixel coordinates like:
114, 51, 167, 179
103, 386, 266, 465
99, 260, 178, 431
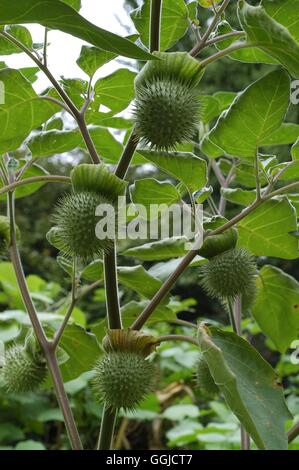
215, 20, 278, 65
28, 127, 122, 163
238, 1, 299, 78
77, 35, 138, 77
0, 25, 32, 54
94, 69, 137, 115
261, 123, 299, 146
117, 265, 162, 299
130, 0, 195, 51
201, 70, 290, 158
198, 325, 291, 450
0, 68, 58, 153
0, 0, 153, 60
138, 151, 207, 193
130, 178, 181, 216
263, 0, 299, 43
220, 187, 256, 207
122, 237, 189, 261
237, 197, 298, 259
252, 265, 299, 353
46, 324, 101, 383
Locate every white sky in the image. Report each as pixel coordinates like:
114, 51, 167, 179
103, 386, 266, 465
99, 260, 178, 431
0, 0, 136, 91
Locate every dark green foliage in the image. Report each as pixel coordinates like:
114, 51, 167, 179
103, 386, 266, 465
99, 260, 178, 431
196, 354, 219, 399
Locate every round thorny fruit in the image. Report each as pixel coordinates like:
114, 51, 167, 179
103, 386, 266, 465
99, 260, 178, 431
195, 355, 219, 399
134, 52, 202, 151
0, 215, 12, 256
51, 191, 114, 260
199, 248, 257, 304
92, 352, 156, 411
134, 79, 200, 150
1, 344, 47, 393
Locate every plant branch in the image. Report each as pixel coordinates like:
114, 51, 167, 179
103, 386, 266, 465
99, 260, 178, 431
199, 42, 250, 68
115, 127, 139, 179
190, 0, 231, 57
0, 30, 101, 164
97, 405, 117, 450
43, 28, 49, 67
204, 31, 245, 48
255, 150, 261, 201
8, 191, 82, 450
103, 245, 122, 330
288, 421, 299, 443
150, 0, 163, 52
0, 175, 71, 196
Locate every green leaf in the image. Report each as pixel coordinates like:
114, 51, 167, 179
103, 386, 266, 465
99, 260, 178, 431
198, 325, 291, 449
0, 25, 32, 54
292, 137, 299, 160
271, 161, 299, 181
138, 151, 207, 193
131, 0, 191, 51
201, 92, 237, 124
0, 164, 49, 200
94, 68, 137, 115
130, 178, 181, 216
46, 324, 101, 383
122, 237, 189, 261
263, 0, 299, 43
237, 197, 298, 259
238, 1, 299, 78
0, 68, 58, 153
0, 318, 21, 342
201, 69, 290, 158
220, 187, 256, 206
28, 127, 122, 163
252, 265, 299, 353
61, 0, 81, 11
215, 20, 277, 65
261, 123, 299, 146
0, 0, 154, 60
15, 440, 46, 450
117, 265, 162, 299
77, 35, 138, 76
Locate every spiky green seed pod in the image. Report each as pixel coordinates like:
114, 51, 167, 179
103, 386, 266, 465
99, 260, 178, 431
195, 355, 219, 399
134, 52, 203, 151
0, 216, 11, 256
71, 164, 127, 203
1, 344, 47, 393
51, 191, 114, 260
92, 352, 156, 411
199, 248, 257, 303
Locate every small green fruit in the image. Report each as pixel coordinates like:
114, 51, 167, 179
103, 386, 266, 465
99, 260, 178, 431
51, 191, 114, 260
196, 355, 219, 399
1, 344, 47, 392
134, 52, 203, 151
199, 248, 257, 302
134, 79, 200, 150
92, 352, 156, 411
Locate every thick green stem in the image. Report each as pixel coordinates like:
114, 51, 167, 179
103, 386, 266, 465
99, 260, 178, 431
288, 421, 299, 443
97, 405, 118, 450
150, 0, 163, 52
97, 0, 163, 449
103, 246, 122, 330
